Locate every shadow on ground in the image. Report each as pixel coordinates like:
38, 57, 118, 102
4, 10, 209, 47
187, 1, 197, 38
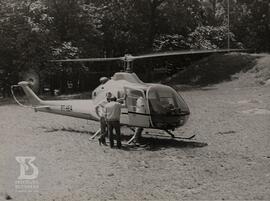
41, 126, 95, 135
40, 126, 207, 151
121, 136, 208, 151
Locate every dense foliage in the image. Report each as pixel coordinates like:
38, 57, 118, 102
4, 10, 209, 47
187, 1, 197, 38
0, 0, 269, 95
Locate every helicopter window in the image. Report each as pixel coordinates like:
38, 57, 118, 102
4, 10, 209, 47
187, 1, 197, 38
159, 92, 178, 108
148, 86, 187, 115
117, 91, 125, 99
126, 89, 145, 112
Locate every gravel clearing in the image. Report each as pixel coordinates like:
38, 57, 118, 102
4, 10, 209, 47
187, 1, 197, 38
0, 53, 270, 200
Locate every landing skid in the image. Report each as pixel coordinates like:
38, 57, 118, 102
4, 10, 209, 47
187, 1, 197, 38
90, 129, 101, 140
90, 128, 195, 144
127, 129, 196, 145
176, 134, 196, 140
165, 130, 196, 140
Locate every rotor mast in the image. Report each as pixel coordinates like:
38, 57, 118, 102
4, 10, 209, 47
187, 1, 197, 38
123, 54, 133, 73
125, 61, 132, 73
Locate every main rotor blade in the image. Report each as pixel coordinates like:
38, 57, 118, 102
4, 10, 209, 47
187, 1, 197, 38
131, 49, 244, 60
50, 57, 123, 62
50, 48, 246, 63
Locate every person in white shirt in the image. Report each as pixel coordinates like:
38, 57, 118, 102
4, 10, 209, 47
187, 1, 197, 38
134, 96, 146, 144
136, 96, 146, 113
105, 96, 123, 148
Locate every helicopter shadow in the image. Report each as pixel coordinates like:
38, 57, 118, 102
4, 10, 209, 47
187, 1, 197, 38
41, 126, 95, 136
121, 135, 208, 151
40, 126, 207, 151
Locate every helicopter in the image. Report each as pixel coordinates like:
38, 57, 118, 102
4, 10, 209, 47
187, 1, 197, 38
11, 49, 242, 144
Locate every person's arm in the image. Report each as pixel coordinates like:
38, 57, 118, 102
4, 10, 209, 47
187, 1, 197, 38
120, 100, 126, 108
118, 94, 127, 108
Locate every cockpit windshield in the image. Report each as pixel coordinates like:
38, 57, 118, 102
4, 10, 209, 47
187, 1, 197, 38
147, 85, 189, 115
147, 85, 190, 129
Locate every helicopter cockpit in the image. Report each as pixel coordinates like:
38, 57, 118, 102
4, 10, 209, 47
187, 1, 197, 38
147, 85, 190, 129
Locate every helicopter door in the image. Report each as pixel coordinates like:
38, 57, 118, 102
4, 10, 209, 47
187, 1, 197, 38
123, 87, 150, 128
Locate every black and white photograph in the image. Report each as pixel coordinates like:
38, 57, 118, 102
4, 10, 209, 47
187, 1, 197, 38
0, 0, 269, 200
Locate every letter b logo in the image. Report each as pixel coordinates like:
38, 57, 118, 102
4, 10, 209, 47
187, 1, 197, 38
16, 156, 38, 180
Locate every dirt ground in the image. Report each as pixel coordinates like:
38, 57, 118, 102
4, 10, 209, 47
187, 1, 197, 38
0, 83, 269, 200
1, 54, 270, 200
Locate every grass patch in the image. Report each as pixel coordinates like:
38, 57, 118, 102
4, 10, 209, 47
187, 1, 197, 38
166, 53, 256, 86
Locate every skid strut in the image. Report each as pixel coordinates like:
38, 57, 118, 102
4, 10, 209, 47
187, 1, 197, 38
127, 135, 136, 144
127, 127, 137, 144
127, 127, 142, 144
90, 129, 101, 140
165, 130, 175, 138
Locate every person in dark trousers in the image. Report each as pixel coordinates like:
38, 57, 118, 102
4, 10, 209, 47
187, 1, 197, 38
97, 92, 112, 146
105, 96, 123, 148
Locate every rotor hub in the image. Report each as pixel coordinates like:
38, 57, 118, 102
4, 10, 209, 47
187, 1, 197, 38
123, 54, 134, 62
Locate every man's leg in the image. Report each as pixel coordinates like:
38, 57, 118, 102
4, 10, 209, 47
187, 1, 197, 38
99, 117, 107, 144
114, 121, 122, 148
107, 121, 114, 148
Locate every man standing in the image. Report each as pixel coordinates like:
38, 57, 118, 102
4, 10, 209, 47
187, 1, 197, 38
97, 92, 112, 146
105, 96, 122, 148
134, 96, 146, 144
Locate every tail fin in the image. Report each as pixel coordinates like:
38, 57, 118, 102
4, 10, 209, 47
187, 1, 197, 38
18, 81, 43, 106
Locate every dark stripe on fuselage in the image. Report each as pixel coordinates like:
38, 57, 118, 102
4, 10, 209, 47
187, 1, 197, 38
122, 111, 190, 117
36, 108, 99, 121
121, 112, 150, 116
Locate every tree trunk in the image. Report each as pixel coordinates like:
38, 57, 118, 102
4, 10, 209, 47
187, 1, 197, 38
148, 1, 157, 50
147, 0, 164, 50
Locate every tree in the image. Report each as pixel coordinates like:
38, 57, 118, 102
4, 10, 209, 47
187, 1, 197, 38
0, 0, 269, 96
0, 0, 53, 95
231, 0, 270, 51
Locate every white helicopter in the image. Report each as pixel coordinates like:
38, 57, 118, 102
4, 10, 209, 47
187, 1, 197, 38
11, 49, 241, 143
